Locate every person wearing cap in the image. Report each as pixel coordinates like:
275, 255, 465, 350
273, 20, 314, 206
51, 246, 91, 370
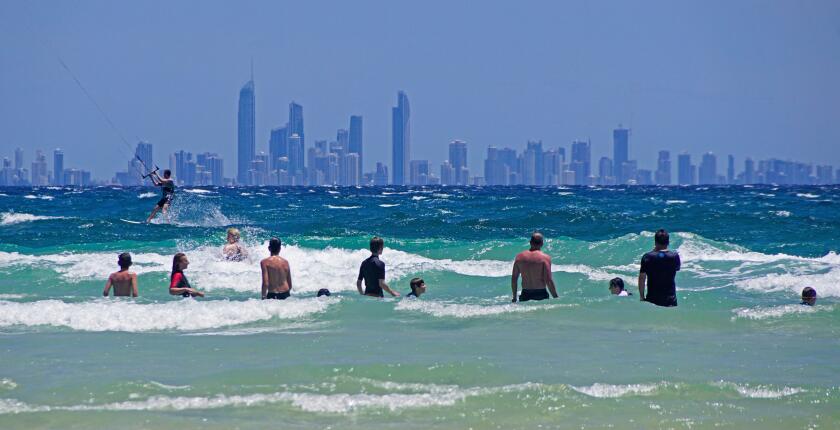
801, 287, 817, 306
609, 277, 631, 296
103, 252, 138, 297
260, 237, 292, 300
406, 278, 427, 298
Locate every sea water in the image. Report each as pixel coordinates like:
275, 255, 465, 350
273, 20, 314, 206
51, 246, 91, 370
0, 185, 838, 429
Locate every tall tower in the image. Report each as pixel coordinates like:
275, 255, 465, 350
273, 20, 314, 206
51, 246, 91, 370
237, 72, 256, 185
448, 140, 468, 185
655, 150, 671, 185
391, 91, 410, 185
288, 102, 304, 146
613, 126, 629, 184
53, 149, 64, 186
349, 115, 363, 172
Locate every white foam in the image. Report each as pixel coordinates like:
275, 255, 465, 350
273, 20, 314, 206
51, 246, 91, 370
0, 212, 66, 226
571, 383, 664, 398
23, 195, 54, 200
0, 379, 16, 390
732, 304, 832, 320
183, 189, 214, 194
411, 196, 427, 201
324, 205, 361, 210
735, 268, 840, 298
0, 298, 334, 332
137, 192, 157, 199
715, 382, 805, 398
378, 204, 400, 208
395, 299, 570, 318
665, 200, 687, 205
796, 193, 819, 199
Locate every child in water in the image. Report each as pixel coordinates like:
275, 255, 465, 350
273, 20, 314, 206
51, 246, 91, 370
406, 277, 427, 298
609, 277, 631, 296
222, 228, 248, 261
801, 287, 817, 306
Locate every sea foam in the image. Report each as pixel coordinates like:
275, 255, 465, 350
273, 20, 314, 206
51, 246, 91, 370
0, 212, 66, 226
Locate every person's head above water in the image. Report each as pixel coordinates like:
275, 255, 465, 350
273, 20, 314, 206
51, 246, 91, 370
609, 277, 625, 295
163, 169, 171, 179
370, 236, 384, 255
801, 287, 817, 306
117, 252, 132, 269
171, 252, 189, 274
530, 232, 544, 250
409, 277, 426, 297
268, 237, 281, 255
227, 227, 241, 244
654, 229, 670, 250
317, 288, 331, 297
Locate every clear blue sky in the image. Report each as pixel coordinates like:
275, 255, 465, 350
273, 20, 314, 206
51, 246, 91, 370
1, 0, 839, 179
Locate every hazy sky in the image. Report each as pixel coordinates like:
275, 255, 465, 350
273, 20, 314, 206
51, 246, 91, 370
1, 0, 839, 179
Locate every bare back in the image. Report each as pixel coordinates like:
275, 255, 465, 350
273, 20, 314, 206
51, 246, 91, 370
260, 256, 291, 294
107, 271, 137, 297
513, 250, 552, 290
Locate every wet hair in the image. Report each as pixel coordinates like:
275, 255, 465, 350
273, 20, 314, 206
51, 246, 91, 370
410, 277, 425, 294
609, 277, 625, 291
370, 236, 384, 253
654, 229, 670, 246
268, 237, 281, 254
163, 169, 172, 178
118, 252, 132, 268
530, 232, 544, 248
802, 287, 817, 299
227, 227, 241, 239
171, 252, 186, 275
317, 288, 331, 297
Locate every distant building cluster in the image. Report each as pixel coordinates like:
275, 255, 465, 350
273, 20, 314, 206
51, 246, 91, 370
0, 147, 91, 187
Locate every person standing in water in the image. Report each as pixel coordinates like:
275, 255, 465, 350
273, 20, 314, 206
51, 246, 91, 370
638, 229, 680, 307
260, 238, 292, 300
223, 227, 248, 261
103, 252, 138, 297
356, 237, 399, 298
511, 232, 558, 302
146, 169, 175, 223
169, 253, 204, 298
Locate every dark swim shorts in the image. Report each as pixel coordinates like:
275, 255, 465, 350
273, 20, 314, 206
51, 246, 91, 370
266, 291, 290, 300
519, 288, 549, 302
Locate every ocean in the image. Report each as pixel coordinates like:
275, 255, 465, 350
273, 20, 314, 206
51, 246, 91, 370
0, 185, 838, 429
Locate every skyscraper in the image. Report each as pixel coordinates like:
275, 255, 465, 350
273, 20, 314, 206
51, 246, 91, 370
349, 115, 363, 173
699, 152, 717, 185
448, 140, 468, 185
744, 158, 755, 184
570, 140, 591, 185
727, 155, 735, 185
288, 133, 305, 184
269, 127, 288, 173
598, 157, 614, 185
31, 150, 48, 186
524, 140, 544, 185
14, 148, 23, 170
655, 150, 671, 185
409, 160, 430, 185
237, 78, 255, 185
391, 91, 410, 185
677, 153, 693, 185
613, 127, 629, 183
53, 149, 64, 186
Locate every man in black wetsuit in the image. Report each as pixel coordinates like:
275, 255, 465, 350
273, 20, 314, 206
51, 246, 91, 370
146, 169, 175, 223
638, 229, 681, 307
356, 237, 400, 298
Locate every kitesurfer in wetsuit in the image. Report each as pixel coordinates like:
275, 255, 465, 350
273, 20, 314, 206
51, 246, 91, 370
146, 169, 175, 223
169, 252, 204, 298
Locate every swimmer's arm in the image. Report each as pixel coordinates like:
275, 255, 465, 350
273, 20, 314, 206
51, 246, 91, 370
260, 260, 269, 299
511, 262, 520, 302
286, 265, 293, 292
131, 273, 138, 297
545, 260, 558, 298
103, 275, 112, 297
638, 273, 646, 301
355, 278, 364, 295
380, 279, 399, 297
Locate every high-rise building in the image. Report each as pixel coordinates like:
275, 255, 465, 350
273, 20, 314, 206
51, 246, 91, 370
374, 162, 389, 186
53, 149, 64, 186
410, 160, 430, 185
288, 102, 304, 145
448, 140, 468, 185
744, 158, 755, 184
391, 91, 410, 185
288, 133, 305, 184
677, 153, 693, 185
816, 165, 834, 185
237, 78, 255, 185
14, 148, 24, 170
349, 115, 363, 174
440, 161, 455, 186
613, 127, 629, 183
484, 146, 510, 186
269, 127, 288, 173
570, 140, 591, 185
727, 155, 735, 184
31, 150, 48, 186
523, 140, 544, 185
598, 157, 614, 185
655, 150, 671, 185
699, 152, 717, 185
341, 153, 361, 186
208, 155, 224, 186
542, 149, 563, 186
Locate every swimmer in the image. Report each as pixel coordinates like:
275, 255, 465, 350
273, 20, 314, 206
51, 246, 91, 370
222, 227, 248, 261
103, 252, 138, 297
146, 169, 175, 223
801, 287, 817, 306
638, 229, 680, 307
609, 277, 631, 296
260, 238, 292, 299
511, 232, 558, 302
317, 288, 331, 297
356, 237, 399, 298
169, 253, 205, 298
406, 277, 427, 298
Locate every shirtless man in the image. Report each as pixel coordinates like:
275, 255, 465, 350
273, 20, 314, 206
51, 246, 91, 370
511, 232, 558, 302
260, 237, 292, 299
103, 252, 138, 297
222, 227, 248, 261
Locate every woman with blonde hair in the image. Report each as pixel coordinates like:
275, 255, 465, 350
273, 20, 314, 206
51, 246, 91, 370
222, 227, 248, 261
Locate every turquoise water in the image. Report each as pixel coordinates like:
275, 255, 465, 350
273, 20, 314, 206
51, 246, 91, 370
0, 185, 838, 429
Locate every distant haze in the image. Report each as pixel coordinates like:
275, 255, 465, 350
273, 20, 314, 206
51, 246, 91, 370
1, 0, 839, 179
